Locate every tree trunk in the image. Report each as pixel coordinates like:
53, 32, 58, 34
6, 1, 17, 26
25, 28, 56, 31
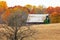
14, 26, 18, 40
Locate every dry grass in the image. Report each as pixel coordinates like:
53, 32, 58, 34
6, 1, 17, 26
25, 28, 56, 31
0, 24, 14, 40
0, 23, 60, 40
28, 23, 60, 40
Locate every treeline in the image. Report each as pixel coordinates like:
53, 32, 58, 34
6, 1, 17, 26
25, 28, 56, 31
0, 1, 60, 24
46, 7, 60, 23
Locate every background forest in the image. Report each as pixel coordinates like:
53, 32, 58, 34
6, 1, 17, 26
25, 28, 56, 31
0, 1, 60, 24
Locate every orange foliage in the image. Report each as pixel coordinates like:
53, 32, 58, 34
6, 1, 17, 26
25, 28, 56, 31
50, 12, 58, 16
1, 9, 10, 23
50, 12, 60, 23
46, 7, 54, 14
25, 4, 32, 11
23, 7, 29, 13
0, 7, 5, 13
0, 1, 60, 23
30, 8, 35, 14
0, 1, 8, 9
13, 6, 22, 11
46, 6, 60, 23
46, 6, 60, 14
0, 1, 8, 14
54, 7, 60, 13
30, 6, 37, 14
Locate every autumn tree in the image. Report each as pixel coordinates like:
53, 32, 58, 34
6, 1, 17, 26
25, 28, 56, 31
54, 7, 60, 13
50, 12, 60, 23
1, 9, 11, 24
30, 5, 45, 14
0, 1, 7, 14
25, 4, 33, 12
1, 5, 37, 40
46, 6, 54, 14
0, 1, 8, 24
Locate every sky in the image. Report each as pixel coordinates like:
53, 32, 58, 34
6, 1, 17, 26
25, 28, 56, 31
0, 0, 60, 7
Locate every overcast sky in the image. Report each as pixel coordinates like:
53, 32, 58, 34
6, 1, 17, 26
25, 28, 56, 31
0, 0, 60, 7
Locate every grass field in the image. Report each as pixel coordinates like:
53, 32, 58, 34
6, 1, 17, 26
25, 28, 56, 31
28, 23, 60, 40
0, 23, 60, 40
